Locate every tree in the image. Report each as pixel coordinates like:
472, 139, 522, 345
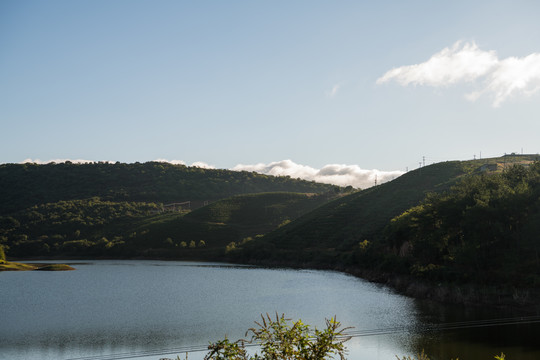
0, 244, 6, 263
201, 314, 351, 360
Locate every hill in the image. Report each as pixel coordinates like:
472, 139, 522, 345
0, 161, 345, 259
185, 192, 336, 237
235, 160, 470, 262
232, 155, 540, 292
119, 192, 337, 259
384, 161, 540, 287
0, 192, 344, 260
0, 161, 341, 215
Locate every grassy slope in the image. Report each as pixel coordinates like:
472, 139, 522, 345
1, 192, 340, 259
0, 261, 37, 271
185, 192, 336, 237
245, 155, 540, 257
258, 161, 468, 252
0, 261, 74, 271
127, 192, 339, 254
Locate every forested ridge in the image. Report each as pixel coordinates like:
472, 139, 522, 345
384, 162, 540, 286
0, 162, 343, 259
0, 161, 340, 215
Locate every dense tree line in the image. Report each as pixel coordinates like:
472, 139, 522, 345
0, 198, 161, 257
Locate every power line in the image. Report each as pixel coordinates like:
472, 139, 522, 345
64, 316, 540, 360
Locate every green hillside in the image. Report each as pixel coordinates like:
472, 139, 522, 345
0, 161, 340, 215
0, 161, 344, 260
238, 160, 470, 260
233, 155, 540, 292
185, 192, 336, 237
384, 161, 540, 287
0, 192, 343, 260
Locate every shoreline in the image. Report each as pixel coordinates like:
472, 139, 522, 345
0, 260, 76, 271
229, 257, 540, 315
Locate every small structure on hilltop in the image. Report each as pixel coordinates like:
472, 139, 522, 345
151, 201, 192, 214
163, 201, 191, 212
479, 163, 499, 172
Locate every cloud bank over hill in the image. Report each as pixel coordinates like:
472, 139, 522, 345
22, 158, 106, 164
20, 158, 404, 188
233, 160, 404, 189
154, 159, 216, 168
377, 41, 540, 107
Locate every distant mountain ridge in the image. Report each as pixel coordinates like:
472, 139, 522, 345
0, 161, 341, 215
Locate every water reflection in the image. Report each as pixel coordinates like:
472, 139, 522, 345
407, 300, 540, 360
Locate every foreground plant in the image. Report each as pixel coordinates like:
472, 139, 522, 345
170, 315, 508, 360
203, 313, 352, 360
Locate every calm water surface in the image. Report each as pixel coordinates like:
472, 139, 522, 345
1, 260, 538, 360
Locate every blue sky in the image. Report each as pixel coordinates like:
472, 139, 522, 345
2, 1, 540, 187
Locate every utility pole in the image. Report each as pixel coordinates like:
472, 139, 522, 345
374, 174, 377, 187
422, 156, 425, 167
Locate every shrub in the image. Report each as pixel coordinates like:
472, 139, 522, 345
201, 314, 351, 360
167, 315, 508, 360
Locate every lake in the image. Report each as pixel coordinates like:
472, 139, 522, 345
1, 260, 539, 360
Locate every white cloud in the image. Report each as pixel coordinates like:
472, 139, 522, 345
326, 84, 341, 98
18, 158, 403, 188
191, 161, 215, 169
232, 159, 404, 189
482, 53, 540, 107
377, 41, 540, 107
153, 159, 215, 168
377, 41, 498, 86
154, 158, 186, 165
